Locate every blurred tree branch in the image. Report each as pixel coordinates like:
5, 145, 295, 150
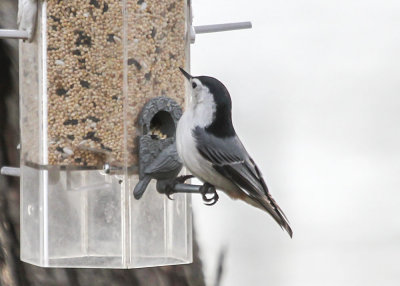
0, 1, 205, 285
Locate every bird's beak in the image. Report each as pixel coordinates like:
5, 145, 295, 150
179, 67, 192, 81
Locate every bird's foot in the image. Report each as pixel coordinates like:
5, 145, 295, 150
174, 174, 194, 184
199, 183, 219, 206
162, 182, 176, 200
163, 175, 194, 200
158, 177, 219, 206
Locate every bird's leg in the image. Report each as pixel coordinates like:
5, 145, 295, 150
157, 175, 194, 199
157, 177, 219, 206
199, 182, 219, 206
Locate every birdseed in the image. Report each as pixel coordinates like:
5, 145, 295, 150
40, 0, 187, 168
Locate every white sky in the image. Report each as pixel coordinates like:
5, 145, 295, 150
191, 1, 400, 285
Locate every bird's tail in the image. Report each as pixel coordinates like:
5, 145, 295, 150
259, 193, 293, 238
133, 176, 152, 199
251, 161, 293, 238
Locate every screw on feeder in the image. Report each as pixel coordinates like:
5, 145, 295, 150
101, 163, 120, 175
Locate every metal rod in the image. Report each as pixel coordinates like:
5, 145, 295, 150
157, 182, 211, 194
1, 167, 21, 177
172, 183, 216, 194
173, 183, 202, 193
0, 29, 29, 40
194, 21, 252, 34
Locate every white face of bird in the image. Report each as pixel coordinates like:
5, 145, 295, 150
188, 78, 216, 126
179, 68, 216, 127
189, 78, 212, 105
179, 68, 214, 109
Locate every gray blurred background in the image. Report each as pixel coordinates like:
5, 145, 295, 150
190, 0, 400, 285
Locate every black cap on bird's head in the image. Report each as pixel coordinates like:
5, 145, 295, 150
179, 68, 230, 101
178, 67, 235, 138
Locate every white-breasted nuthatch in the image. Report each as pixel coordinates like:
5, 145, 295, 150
177, 68, 293, 237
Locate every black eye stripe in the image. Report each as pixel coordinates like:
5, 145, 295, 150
192, 82, 197, 88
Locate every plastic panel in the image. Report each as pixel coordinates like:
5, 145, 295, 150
19, 0, 192, 268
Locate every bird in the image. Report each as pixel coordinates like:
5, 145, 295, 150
133, 142, 183, 199
176, 68, 293, 237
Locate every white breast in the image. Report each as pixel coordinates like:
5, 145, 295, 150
176, 110, 211, 181
176, 88, 216, 179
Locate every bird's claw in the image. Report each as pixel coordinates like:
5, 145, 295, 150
164, 184, 175, 200
159, 177, 219, 206
200, 183, 219, 206
164, 175, 194, 200
175, 174, 194, 184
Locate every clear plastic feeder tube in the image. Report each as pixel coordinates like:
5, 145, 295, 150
20, 0, 192, 268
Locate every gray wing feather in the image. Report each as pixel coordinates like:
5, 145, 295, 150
144, 143, 182, 175
193, 127, 292, 237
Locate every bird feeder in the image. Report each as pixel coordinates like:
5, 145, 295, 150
0, 0, 251, 268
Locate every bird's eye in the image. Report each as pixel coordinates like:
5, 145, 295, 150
192, 82, 197, 89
